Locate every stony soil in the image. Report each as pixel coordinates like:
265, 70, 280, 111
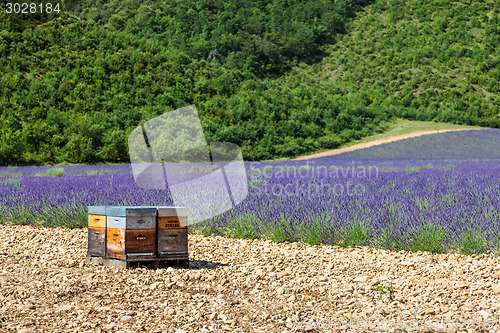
1, 225, 500, 333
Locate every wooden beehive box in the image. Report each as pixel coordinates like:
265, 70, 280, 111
105, 206, 157, 260
87, 206, 108, 257
157, 206, 189, 260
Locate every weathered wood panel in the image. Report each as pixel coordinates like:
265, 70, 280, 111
157, 207, 188, 227
158, 216, 180, 229
87, 227, 106, 257
125, 229, 156, 258
158, 228, 188, 257
106, 207, 157, 217
107, 216, 156, 229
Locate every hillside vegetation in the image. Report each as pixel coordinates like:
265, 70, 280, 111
315, 0, 500, 125
0, 0, 498, 165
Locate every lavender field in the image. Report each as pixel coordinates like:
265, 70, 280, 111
1, 129, 499, 255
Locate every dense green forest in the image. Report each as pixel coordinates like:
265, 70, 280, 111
0, 0, 498, 165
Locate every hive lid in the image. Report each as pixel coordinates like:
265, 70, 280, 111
88, 206, 108, 215
157, 206, 189, 217
106, 206, 157, 217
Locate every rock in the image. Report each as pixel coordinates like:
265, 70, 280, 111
175, 330, 187, 333
285, 319, 294, 328
288, 294, 296, 301
255, 269, 266, 278
400, 261, 414, 266
103, 324, 115, 330
479, 310, 489, 319
304, 322, 314, 331
17, 329, 36, 333
277, 271, 288, 278
121, 315, 133, 322
353, 276, 367, 283
325, 249, 334, 254
424, 308, 435, 315
207, 323, 219, 331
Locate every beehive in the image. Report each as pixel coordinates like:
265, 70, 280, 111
105, 207, 157, 260
87, 206, 108, 257
157, 207, 189, 259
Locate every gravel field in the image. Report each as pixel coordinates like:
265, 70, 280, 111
1, 225, 500, 333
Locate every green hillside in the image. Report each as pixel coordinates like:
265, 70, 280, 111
314, 0, 500, 124
0, 0, 498, 165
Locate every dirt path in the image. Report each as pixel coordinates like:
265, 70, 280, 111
2, 225, 500, 333
294, 128, 484, 160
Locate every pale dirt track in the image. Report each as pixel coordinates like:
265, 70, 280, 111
2, 226, 500, 333
294, 128, 483, 160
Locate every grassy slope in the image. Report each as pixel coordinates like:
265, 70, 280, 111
343, 119, 482, 145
